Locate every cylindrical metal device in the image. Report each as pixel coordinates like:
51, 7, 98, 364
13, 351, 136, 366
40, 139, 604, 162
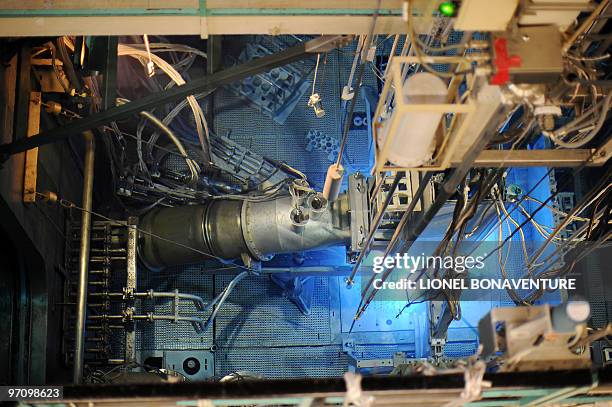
138, 200, 247, 270
138, 194, 351, 270
377, 72, 448, 167
241, 195, 349, 260
551, 300, 590, 332
307, 192, 328, 220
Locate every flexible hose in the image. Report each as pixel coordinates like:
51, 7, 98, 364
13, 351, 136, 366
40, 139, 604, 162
203, 271, 249, 331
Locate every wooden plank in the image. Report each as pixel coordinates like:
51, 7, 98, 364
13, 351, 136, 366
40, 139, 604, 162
23, 92, 41, 203
1, 55, 17, 145
0, 0, 197, 10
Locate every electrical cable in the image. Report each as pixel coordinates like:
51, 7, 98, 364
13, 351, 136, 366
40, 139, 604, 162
523, 195, 590, 222
138, 110, 200, 184
526, 180, 612, 270
466, 163, 610, 285
118, 44, 212, 163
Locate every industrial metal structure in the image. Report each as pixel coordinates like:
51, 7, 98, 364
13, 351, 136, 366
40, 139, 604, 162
0, 0, 611, 406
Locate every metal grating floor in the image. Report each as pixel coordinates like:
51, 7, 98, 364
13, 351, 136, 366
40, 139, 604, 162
213, 274, 333, 347
215, 345, 349, 379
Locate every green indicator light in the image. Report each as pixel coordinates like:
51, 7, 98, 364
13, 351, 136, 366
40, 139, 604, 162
439, 1, 457, 17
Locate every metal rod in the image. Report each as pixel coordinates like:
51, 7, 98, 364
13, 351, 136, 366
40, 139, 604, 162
368, 174, 385, 208
346, 171, 403, 285
375, 173, 433, 274
335, 3, 380, 166
461, 149, 599, 167
73, 130, 95, 384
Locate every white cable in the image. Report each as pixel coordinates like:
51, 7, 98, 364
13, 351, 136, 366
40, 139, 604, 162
142, 34, 155, 77
523, 195, 590, 222
128, 42, 208, 60
118, 44, 211, 162
116, 98, 199, 184
312, 53, 320, 96
498, 196, 530, 267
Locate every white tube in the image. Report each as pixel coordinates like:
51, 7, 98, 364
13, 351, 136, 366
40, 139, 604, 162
323, 163, 344, 202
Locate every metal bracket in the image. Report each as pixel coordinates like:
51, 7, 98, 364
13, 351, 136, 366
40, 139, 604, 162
348, 172, 369, 258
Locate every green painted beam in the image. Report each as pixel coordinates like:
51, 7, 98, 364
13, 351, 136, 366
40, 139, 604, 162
465, 401, 517, 407
564, 396, 612, 403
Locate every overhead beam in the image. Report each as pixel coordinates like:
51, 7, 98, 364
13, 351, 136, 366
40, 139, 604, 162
0, 16, 422, 37
0, 0, 436, 36
459, 149, 608, 168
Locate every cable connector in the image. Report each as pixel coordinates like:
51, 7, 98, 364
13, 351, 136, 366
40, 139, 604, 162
308, 93, 325, 118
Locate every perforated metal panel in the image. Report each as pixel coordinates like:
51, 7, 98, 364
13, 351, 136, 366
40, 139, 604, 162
444, 342, 479, 358
215, 345, 349, 379
214, 37, 375, 190
353, 344, 416, 360
214, 275, 333, 346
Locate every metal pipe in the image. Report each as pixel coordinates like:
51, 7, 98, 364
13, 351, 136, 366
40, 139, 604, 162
73, 130, 95, 384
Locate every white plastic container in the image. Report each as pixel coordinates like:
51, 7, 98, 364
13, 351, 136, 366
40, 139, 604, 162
377, 72, 448, 168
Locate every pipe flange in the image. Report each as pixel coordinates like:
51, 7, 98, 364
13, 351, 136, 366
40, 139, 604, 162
307, 192, 328, 220
240, 201, 269, 261
290, 207, 309, 231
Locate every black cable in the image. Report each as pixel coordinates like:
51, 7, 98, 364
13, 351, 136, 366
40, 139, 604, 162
471, 163, 611, 274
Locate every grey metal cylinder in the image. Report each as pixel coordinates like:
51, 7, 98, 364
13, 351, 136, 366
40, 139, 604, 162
242, 195, 350, 259
138, 200, 247, 270
138, 194, 351, 270
74, 131, 95, 384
